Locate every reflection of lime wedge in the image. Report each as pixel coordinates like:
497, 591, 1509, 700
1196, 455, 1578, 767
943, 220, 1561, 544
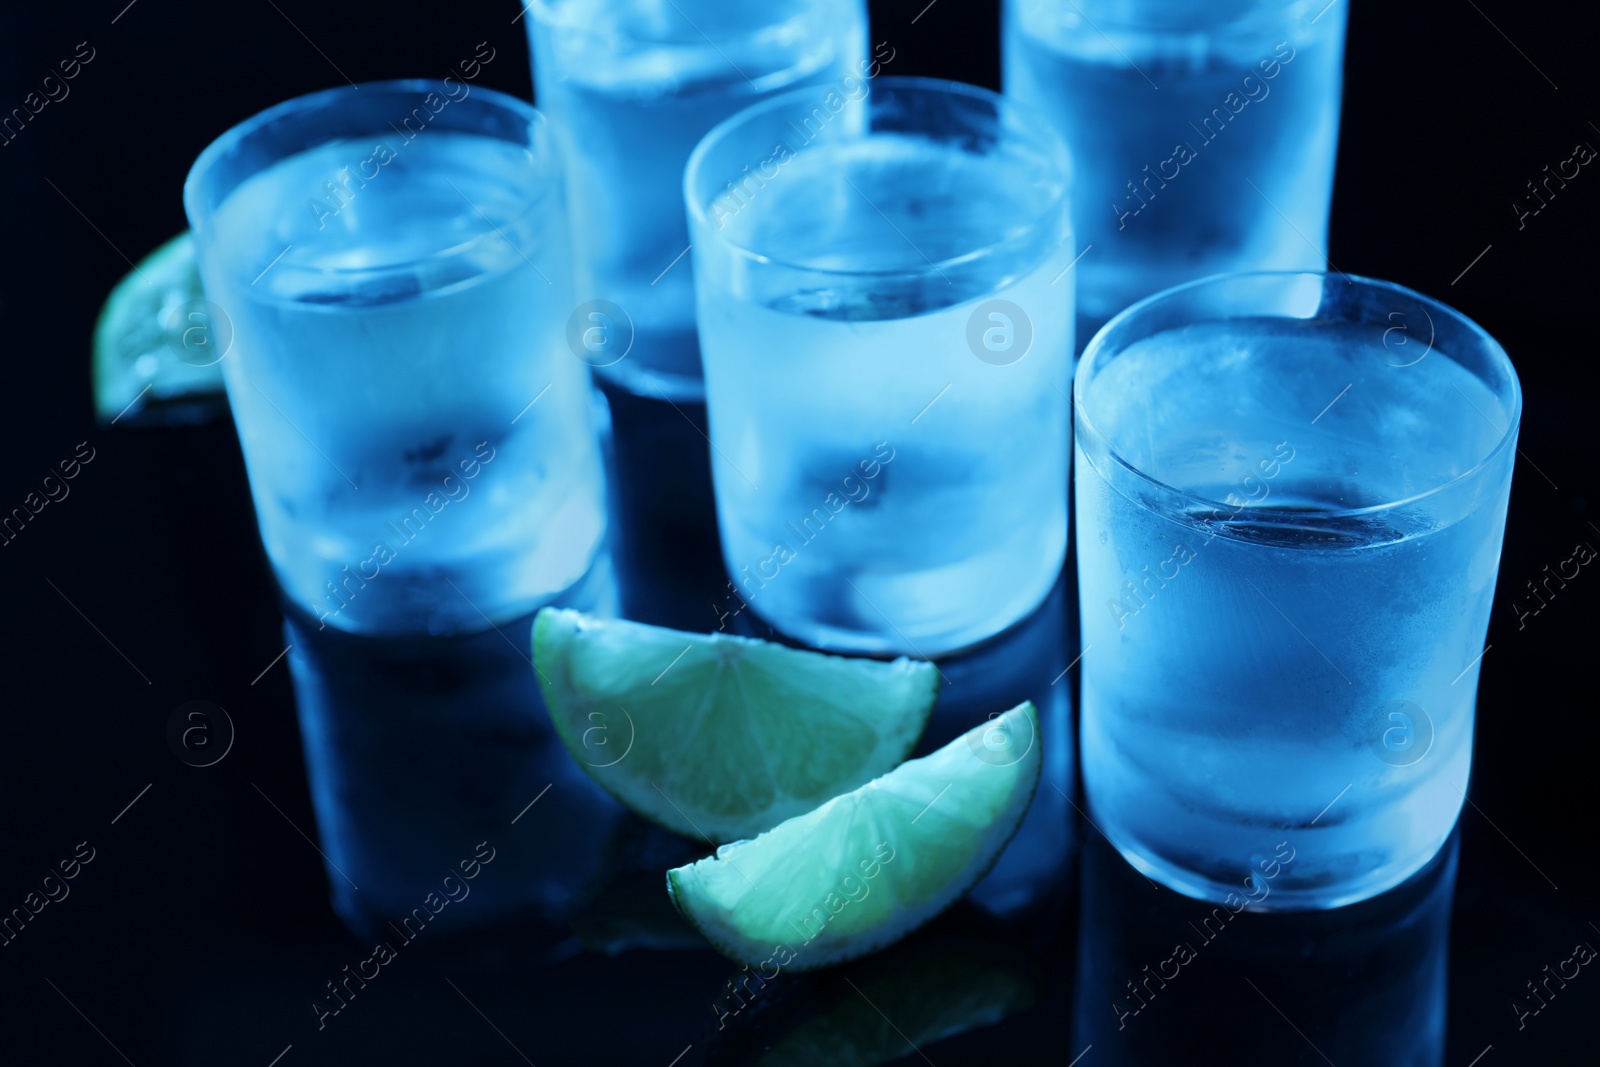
569, 821, 708, 955
570, 867, 706, 955
92, 231, 227, 426
533, 608, 937, 843
667, 702, 1040, 971
752, 938, 1035, 1066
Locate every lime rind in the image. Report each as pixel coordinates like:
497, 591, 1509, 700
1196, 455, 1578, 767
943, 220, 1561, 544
533, 608, 939, 843
666, 701, 1042, 971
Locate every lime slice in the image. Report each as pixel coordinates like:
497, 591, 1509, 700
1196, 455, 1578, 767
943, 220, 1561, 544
92, 230, 229, 426
666, 701, 1041, 971
533, 608, 938, 843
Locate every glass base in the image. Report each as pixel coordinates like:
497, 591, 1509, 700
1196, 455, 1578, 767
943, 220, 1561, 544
1099, 813, 1462, 913
735, 551, 1064, 660
590, 330, 705, 404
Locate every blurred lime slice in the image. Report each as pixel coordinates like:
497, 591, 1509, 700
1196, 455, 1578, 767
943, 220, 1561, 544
92, 231, 229, 426
534, 608, 938, 843
667, 701, 1042, 971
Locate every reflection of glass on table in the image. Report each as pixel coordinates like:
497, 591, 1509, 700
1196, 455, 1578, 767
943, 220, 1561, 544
282, 557, 623, 951
1073, 828, 1458, 1063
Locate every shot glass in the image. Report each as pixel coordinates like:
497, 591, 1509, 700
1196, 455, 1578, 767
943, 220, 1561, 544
185, 81, 606, 635
1074, 272, 1521, 910
1004, 0, 1348, 345
686, 77, 1075, 657
528, 0, 870, 400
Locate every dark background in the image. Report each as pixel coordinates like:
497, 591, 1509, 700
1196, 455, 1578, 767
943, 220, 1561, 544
1, 1, 1596, 1064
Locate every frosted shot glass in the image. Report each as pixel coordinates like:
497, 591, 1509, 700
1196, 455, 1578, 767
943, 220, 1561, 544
1074, 272, 1520, 909
528, 0, 870, 400
687, 77, 1075, 657
185, 81, 606, 636
1005, 0, 1348, 345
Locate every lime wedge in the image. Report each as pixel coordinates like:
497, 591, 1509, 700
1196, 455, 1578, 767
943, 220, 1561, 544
666, 701, 1041, 971
533, 608, 938, 843
92, 230, 229, 426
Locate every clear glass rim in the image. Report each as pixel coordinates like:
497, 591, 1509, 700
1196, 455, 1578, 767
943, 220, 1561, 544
683, 75, 1070, 280
1073, 270, 1524, 522
183, 79, 555, 280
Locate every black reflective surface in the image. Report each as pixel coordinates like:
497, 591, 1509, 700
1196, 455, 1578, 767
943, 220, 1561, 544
1075, 831, 1458, 1065
3, 2, 1598, 1065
